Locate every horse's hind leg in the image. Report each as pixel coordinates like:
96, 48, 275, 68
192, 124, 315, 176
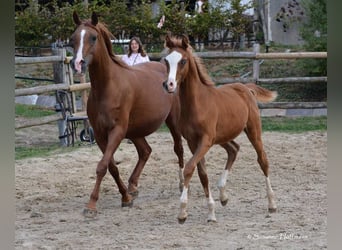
108, 158, 133, 207
217, 140, 240, 206
165, 101, 184, 192
127, 137, 152, 198
244, 115, 277, 213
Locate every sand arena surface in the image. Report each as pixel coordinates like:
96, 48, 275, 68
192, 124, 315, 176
15, 124, 327, 249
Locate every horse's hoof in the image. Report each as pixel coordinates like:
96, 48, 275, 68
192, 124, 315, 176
207, 218, 217, 223
268, 207, 277, 213
122, 200, 133, 208
129, 190, 139, 199
220, 199, 228, 206
178, 217, 187, 224
83, 208, 97, 218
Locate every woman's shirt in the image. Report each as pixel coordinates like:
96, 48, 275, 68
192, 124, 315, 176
122, 53, 150, 66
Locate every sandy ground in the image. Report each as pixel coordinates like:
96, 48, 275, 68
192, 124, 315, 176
15, 124, 327, 249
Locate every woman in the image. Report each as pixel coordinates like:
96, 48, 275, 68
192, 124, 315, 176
122, 37, 150, 66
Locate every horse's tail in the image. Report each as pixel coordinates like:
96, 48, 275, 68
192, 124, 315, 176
245, 83, 278, 103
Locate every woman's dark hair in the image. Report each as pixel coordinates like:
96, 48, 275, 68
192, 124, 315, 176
127, 36, 147, 57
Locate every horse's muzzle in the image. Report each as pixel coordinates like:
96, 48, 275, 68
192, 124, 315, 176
163, 81, 171, 93
163, 80, 176, 93
70, 58, 87, 75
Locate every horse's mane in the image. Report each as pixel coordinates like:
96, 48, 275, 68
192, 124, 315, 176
191, 52, 215, 86
167, 36, 215, 86
83, 20, 129, 69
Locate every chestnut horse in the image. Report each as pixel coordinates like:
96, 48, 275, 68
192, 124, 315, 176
163, 34, 277, 223
69, 12, 184, 217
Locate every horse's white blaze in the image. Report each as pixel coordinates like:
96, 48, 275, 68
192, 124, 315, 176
165, 51, 182, 92
75, 29, 86, 73
266, 177, 277, 210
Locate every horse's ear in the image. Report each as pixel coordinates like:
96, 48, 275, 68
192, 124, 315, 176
181, 35, 189, 50
73, 11, 81, 26
91, 12, 98, 26
165, 32, 172, 48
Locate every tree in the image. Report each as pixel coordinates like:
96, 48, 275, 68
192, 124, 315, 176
300, 0, 327, 75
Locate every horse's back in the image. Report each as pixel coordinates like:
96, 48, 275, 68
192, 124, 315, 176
134, 61, 167, 78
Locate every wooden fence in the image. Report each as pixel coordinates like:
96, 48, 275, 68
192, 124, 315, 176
15, 45, 327, 129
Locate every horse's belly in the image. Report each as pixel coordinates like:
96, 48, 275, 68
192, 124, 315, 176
126, 108, 170, 137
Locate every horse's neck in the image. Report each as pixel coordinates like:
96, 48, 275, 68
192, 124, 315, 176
179, 61, 204, 107
88, 52, 119, 90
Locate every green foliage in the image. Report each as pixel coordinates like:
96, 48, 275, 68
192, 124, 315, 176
299, 0, 327, 76
15, 0, 254, 50
15, 0, 51, 46
158, 0, 189, 36
259, 82, 326, 102
204, 0, 253, 47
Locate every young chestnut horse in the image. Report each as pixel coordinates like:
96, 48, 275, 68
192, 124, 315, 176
69, 12, 184, 217
163, 34, 277, 223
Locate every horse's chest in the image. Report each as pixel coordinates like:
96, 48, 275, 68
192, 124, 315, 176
180, 115, 205, 140
87, 104, 117, 132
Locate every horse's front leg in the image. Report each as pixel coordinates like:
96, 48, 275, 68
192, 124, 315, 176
196, 158, 216, 222
84, 126, 132, 217
165, 103, 185, 193
127, 137, 152, 198
178, 136, 211, 224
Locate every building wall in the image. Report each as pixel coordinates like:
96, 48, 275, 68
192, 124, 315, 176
268, 0, 305, 45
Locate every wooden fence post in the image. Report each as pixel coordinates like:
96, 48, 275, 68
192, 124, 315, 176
52, 47, 67, 84
53, 47, 68, 146
253, 43, 260, 82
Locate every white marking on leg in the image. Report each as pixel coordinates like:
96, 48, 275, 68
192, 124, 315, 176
266, 177, 277, 211
207, 190, 217, 222
217, 169, 229, 203
178, 187, 188, 220
180, 187, 188, 204
217, 169, 229, 188
75, 29, 86, 74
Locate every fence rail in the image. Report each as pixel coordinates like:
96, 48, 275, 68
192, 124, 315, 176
15, 47, 327, 129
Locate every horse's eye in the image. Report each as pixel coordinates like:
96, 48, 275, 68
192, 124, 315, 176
90, 35, 97, 43
180, 59, 187, 65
